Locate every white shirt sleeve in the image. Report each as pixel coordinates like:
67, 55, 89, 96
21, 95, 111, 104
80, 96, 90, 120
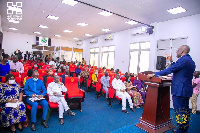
47, 82, 54, 96
61, 84, 67, 92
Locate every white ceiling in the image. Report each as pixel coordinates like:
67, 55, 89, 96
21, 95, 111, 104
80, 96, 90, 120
0, 0, 200, 41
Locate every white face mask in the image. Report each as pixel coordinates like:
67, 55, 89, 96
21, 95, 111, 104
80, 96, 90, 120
9, 80, 15, 84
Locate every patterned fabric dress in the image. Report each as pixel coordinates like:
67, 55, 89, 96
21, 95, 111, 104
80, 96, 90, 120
0, 83, 26, 127
124, 81, 144, 107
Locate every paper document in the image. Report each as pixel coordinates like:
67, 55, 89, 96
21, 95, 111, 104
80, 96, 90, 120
6, 102, 23, 108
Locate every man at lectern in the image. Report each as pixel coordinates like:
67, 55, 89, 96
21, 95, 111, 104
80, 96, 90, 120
147, 45, 195, 133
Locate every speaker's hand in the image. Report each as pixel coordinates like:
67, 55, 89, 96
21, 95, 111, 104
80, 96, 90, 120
147, 74, 155, 79
165, 54, 172, 62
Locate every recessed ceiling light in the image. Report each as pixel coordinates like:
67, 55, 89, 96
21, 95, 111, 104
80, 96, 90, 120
63, 30, 73, 33
55, 35, 61, 37
47, 15, 59, 20
8, 20, 19, 23
73, 38, 79, 40
62, 0, 78, 6
39, 25, 48, 28
125, 20, 138, 25
102, 29, 110, 32
9, 27, 18, 30
85, 34, 92, 37
98, 11, 113, 17
77, 23, 88, 26
167, 6, 186, 14
33, 32, 41, 34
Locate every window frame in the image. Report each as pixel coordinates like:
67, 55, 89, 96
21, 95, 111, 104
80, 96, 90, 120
129, 41, 150, 74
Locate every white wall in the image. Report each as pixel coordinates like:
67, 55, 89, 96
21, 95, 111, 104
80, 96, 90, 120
2, 31, 82, 56
2, 31, 34, 56
83, 14, 200, 72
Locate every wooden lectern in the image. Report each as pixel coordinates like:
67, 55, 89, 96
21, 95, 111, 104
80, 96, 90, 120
135, 72, 175, 133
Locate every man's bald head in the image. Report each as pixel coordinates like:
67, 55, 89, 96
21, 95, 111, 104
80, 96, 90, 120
181, 45, 190, 54
54, 75, 60, 83
176, 45, 190, 58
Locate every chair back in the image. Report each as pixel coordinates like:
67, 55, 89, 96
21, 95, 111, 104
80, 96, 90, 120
120, 77, 126, 82
11, 72, 19, 77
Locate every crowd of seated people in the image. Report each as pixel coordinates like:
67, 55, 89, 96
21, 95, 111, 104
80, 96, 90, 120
0, 51, 148, 132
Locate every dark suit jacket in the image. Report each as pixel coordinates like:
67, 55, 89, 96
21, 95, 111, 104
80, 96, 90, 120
155, 54, 195, 97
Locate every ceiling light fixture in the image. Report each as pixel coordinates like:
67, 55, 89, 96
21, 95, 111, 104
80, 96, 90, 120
55, 35, 61, 37
74, 0, 154, 29
77, 22, 88, 26
73, 38, 79, 40
167, 6, 186, 14
63, 30, 73, 33
102, 29, 110, 32
33, 32, 41, 34
62, 0, 78, 6
39, 25, 48, 28
85, 34, 92, 37
98, 11, 113, 17
47, 15, 59, 20
9, 27, 18, 30
125, 20, 138, 25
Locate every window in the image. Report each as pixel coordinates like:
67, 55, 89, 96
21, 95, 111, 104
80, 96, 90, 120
157, 38, 187, 66
101, 46, 115, 69
90, 48, 99, 66
129, 42, 150, 74
76, 52, 82, 62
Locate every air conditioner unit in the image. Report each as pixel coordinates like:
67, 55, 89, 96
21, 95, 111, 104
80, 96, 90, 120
90, 38, 98, 43
131, 27, 146, 36
105, 35, 114, 40
77, 41, 83, 45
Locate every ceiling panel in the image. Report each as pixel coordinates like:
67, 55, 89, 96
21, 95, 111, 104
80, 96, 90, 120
1, 0, 200, 42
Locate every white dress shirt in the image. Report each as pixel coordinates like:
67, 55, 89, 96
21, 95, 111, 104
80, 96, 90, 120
47, 82, 67, 102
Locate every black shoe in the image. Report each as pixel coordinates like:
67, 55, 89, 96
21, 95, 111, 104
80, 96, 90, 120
31, 123, 36, 131
41, 120, 49, 128
67, 109, 76, 116
172, 130, 177, 133
19, 127, 23, 132
130, 108, 135, 112
122, 110, 129, 114
10, 130, 16, 133
59, 118, 64, 125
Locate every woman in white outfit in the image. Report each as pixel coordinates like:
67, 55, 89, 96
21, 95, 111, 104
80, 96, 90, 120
47, 76, 76, 125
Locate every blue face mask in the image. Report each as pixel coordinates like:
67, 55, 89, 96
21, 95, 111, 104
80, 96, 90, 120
33, 78, 38, 82
7, 60, 10, 63
128, 79, 130, 82
95, 72, 98, 74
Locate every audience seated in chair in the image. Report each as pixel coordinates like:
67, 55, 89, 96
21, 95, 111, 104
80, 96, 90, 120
0, 74, 26, 133
124, 76, 143, 108
101, 71, 110, 100
60, 69, 71, 84
75, 65, 81, 77
24, 71, 49, 131
133, 75, 147, 103
43, 69, 54, 88
47, 76, 76, 125
92, 69, 98, 85
112, 74, 135, 113
80, 67, 89, 85
9, 55, 24, 74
